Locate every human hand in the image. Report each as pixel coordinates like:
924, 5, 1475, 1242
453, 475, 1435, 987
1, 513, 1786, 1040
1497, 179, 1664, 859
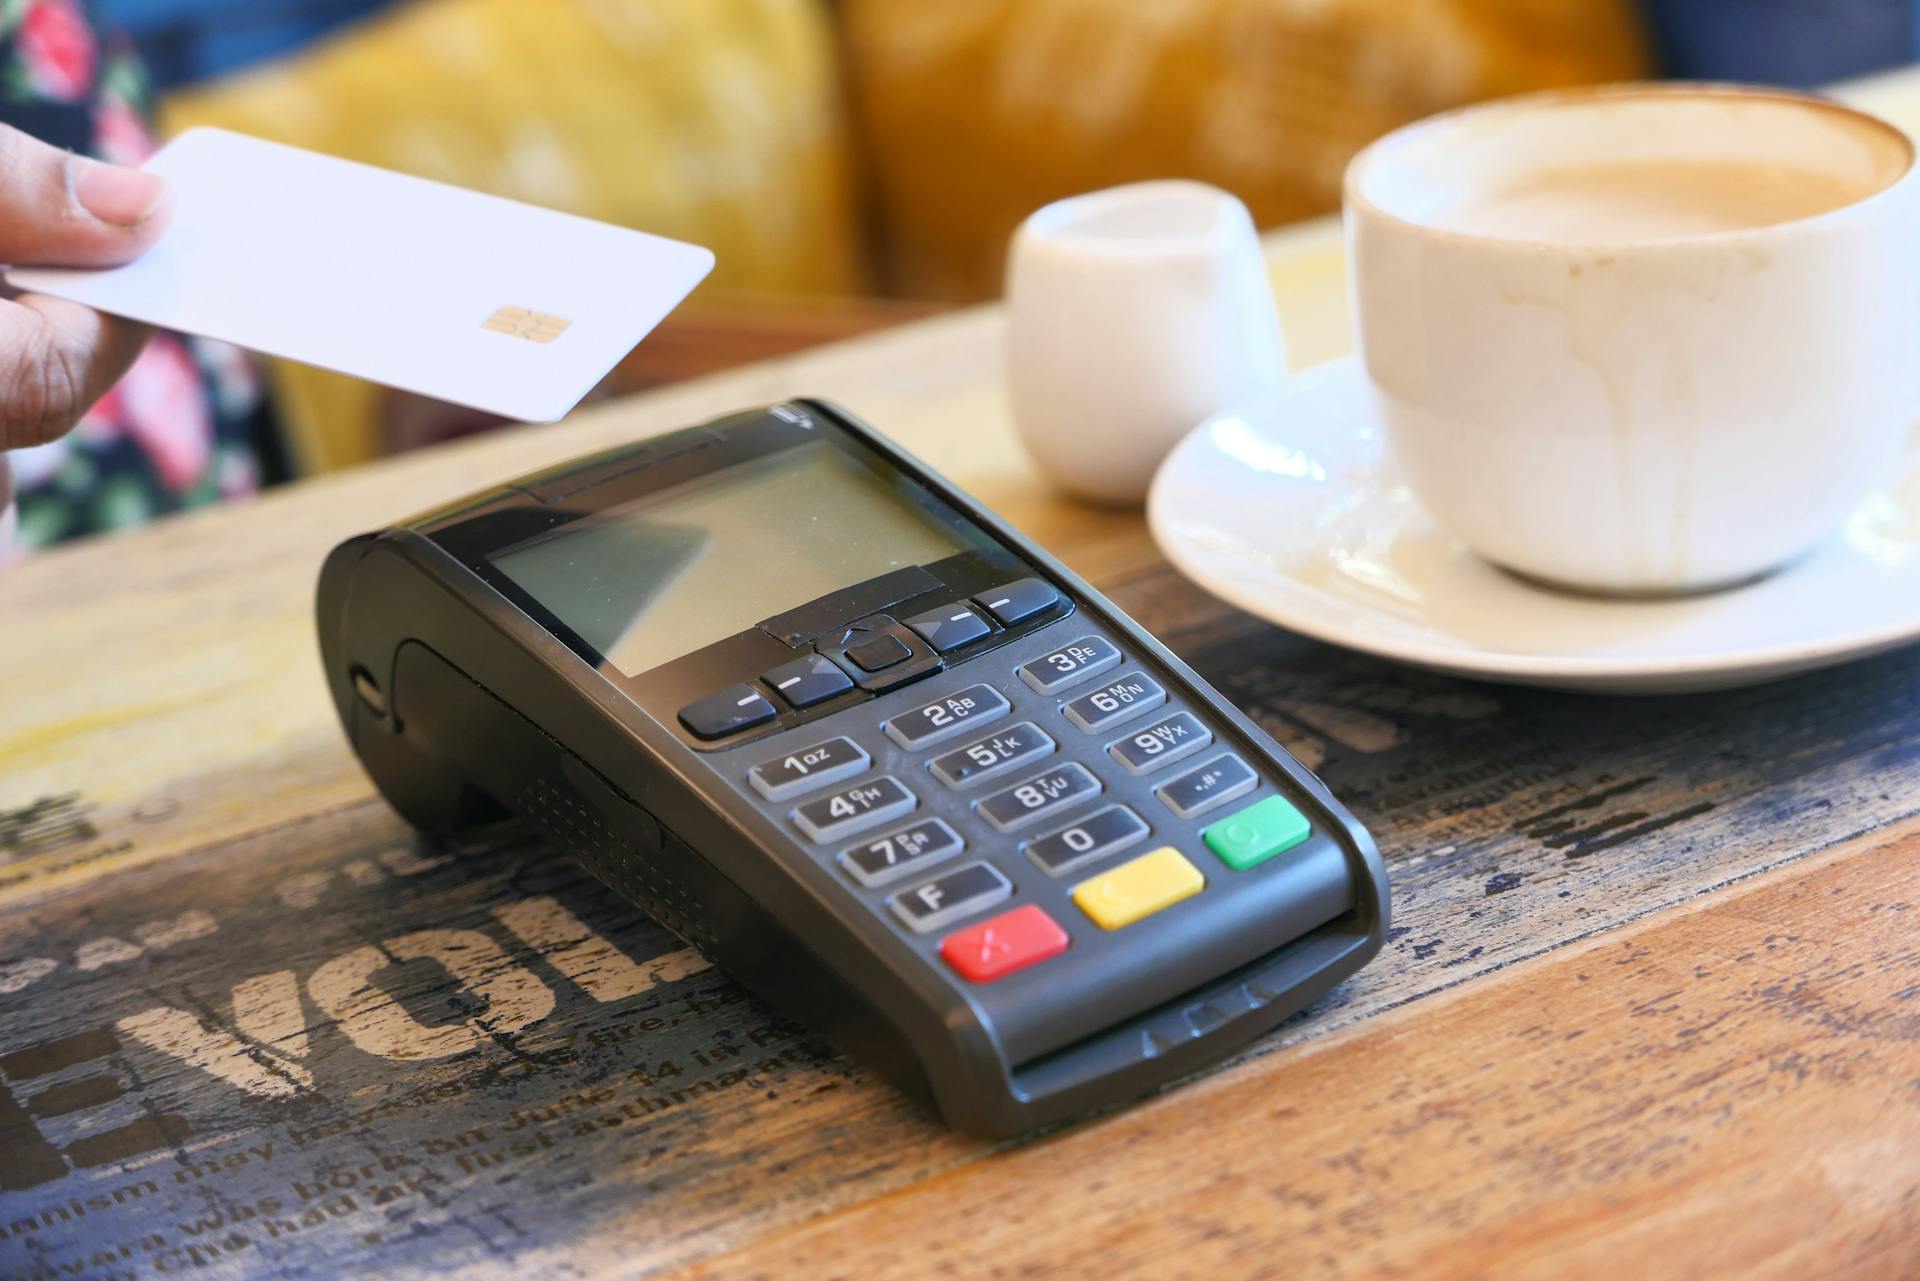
0, 123, 172, 523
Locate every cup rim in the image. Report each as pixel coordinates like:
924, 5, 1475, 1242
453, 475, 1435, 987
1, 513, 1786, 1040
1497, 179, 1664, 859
1342, 81, 1918, 253
1015, 179, 1249, 256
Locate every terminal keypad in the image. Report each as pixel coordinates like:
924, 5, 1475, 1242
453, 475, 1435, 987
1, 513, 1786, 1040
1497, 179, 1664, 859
729, 607, 1325, 988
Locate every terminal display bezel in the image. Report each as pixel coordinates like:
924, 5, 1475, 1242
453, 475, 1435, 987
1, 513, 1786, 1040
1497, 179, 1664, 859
423, 408, 1056, 751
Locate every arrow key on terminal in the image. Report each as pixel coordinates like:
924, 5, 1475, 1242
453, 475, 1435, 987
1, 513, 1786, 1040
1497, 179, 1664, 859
762, 653, 855, 709
903, 602, 993, 653
845, 633, 913, 672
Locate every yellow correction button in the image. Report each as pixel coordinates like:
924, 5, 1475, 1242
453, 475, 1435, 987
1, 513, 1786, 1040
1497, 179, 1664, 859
1071, 847, 1205, 930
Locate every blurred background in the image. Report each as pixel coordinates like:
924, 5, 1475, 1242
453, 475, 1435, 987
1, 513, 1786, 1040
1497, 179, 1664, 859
5, 0, 1917, 550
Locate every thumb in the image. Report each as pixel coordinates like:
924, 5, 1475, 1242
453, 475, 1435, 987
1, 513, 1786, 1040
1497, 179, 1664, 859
0, 123, 171, 268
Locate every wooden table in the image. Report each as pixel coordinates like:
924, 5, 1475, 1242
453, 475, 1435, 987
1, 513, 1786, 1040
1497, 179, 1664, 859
8, 73, 1920, 1281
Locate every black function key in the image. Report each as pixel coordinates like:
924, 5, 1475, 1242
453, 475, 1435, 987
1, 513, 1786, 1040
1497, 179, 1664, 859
838, 819, 964, 888
928, 722, 1055, 790
884, 683, 1011, 749
1107, 710, 1213, 775
1062, 672, 1167, 733
762, 653, 854, 709
889, 862, 1013, 934
1157, 753, 1259, 819
845, 633, 913, 672
792, 776, 917, 842
1026, 804, 1150, 877
903, 603, 993, 653
680, 684, 777, 740
747, 736, 870, 802
977, 763, 1102, 833
1017, 635, 1122, 694
973, 577, 1058, 628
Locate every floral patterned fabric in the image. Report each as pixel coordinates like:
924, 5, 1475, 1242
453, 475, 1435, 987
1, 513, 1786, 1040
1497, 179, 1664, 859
0, 0, 271, 557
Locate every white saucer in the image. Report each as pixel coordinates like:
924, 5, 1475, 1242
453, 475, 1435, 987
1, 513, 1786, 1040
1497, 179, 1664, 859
1147, 357, 1920, 693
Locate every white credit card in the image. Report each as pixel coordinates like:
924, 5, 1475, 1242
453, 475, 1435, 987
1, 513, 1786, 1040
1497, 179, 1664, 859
6, 128, 715, 422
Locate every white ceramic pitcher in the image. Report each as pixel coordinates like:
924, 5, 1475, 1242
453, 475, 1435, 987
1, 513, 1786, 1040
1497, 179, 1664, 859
1006, 181, 1287, 505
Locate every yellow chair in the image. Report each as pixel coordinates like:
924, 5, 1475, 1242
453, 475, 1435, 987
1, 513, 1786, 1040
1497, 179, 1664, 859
841, 0, 1650, 300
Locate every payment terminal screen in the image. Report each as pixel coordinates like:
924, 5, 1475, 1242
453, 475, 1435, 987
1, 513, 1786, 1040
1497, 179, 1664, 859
489, 441, 976, 676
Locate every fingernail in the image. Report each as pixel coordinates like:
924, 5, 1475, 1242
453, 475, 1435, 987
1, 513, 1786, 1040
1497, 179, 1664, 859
70, 158, 166, 227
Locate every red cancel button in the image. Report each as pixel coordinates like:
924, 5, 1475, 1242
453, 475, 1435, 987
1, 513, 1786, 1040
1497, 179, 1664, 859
940, 904, 1069, 983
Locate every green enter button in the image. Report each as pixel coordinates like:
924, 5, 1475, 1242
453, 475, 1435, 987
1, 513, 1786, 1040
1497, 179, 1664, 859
1202, 795, 1312, 870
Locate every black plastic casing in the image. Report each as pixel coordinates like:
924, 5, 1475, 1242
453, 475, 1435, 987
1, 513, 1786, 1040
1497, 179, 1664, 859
316, 399, 1389, 1136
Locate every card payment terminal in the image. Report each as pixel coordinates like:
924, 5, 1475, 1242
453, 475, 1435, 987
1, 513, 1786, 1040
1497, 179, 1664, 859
317, 400, 1389, 1136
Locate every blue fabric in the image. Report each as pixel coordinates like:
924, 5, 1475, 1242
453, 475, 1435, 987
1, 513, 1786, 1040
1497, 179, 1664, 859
1639, 0, 1919, 86
93, 0, 395, 90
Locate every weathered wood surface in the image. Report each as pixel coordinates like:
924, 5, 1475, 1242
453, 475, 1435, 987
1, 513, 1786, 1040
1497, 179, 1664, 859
684, 828, 1920, 1281
8, 553, 1920, 1279
8, 73, 1920, 1278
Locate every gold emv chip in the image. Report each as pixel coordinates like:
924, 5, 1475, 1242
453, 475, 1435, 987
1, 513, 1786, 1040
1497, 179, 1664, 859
483, 305, 571, 344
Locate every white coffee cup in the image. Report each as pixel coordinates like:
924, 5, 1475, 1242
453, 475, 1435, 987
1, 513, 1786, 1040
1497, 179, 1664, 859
1007, 181, 1287, 505
1345, 84, 1920, 594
